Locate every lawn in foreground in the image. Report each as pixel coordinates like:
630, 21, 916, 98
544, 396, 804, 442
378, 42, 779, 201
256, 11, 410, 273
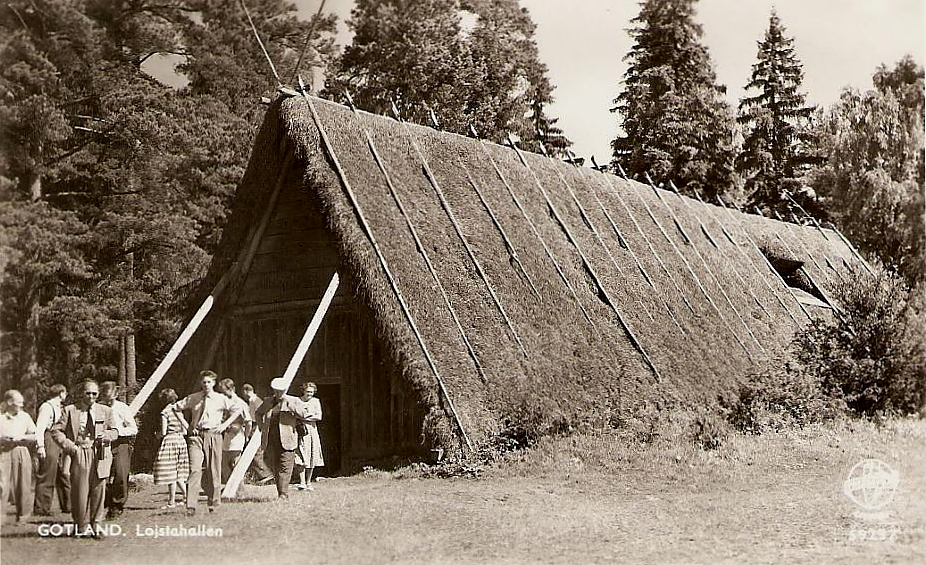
1, 418, 923, 565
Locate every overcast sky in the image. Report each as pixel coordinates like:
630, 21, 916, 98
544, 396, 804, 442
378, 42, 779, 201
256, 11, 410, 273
293, 0, 924, 161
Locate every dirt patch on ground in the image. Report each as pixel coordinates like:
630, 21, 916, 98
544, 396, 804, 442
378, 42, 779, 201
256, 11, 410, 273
2, 419, 923, 564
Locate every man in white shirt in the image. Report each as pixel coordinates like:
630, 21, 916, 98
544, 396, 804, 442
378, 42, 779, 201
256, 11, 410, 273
99, 381, 138, 519
171, 370, 243, 516
1, 389, 38, 521
217, 379, 252, 498
33, 384, 71, 516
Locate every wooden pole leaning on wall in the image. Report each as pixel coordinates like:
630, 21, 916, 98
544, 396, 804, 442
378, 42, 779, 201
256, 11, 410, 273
716, 196, 814, 322
649, 179, 765, 353
299, 79, 472, 451
393, 112, 527, 358
505, 136, 662, 381
222, 272, 340, 498
471, 130, 595, 328
466, 170, 542, 300
128, 269, 234, 416
360, 125, 489, 383
692, 191, 800, 326
631, 173, 753, 360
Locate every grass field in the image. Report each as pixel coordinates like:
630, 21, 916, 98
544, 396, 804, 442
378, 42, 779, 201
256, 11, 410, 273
2, 418, 924, 565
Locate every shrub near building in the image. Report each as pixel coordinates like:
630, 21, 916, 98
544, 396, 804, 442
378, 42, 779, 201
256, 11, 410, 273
730, 266, 926, 433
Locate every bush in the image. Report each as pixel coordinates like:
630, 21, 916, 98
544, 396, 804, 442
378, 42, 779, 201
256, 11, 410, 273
726, 357, 846, 433
797, 269, 926, 416
729, 267, 926, 432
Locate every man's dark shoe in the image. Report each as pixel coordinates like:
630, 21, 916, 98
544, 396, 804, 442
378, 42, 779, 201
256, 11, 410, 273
186, 507, 197, 517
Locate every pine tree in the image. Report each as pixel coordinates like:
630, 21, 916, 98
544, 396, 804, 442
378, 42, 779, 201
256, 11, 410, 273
737, 10, 818, 215
324, 0, 570, 152
0, 0, 339, 403
611, 0, 735, 198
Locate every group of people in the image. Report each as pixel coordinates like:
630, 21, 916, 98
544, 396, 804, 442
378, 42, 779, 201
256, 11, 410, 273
0, 370, 324, 537
0, 380, 137, 530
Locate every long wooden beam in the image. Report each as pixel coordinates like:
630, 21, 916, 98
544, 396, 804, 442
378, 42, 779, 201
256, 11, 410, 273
222, 272, 340, 498
577, 157, 684, 334
825, 221, 874, 275
596, 164, 697, 320
128, 269, 233, 416
466, 172, 542, 300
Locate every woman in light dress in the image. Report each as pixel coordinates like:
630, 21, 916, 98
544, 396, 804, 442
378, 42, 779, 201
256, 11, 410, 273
153, 388, 189, 509
295, 382, 323, 490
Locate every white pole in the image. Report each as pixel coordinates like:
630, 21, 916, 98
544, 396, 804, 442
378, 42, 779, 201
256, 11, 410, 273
222, 272, 340, 498
128, 295, 215, 416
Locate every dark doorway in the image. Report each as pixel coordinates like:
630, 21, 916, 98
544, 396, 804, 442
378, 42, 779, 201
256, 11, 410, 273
315, 383, 341, 475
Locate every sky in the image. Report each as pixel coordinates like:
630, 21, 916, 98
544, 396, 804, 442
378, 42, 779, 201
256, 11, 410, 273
290, 0, 926, 160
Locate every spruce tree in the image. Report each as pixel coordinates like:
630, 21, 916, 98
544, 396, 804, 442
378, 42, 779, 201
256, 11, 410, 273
324, 0, 570, 153
737, 10, 818, 215
611, 0, 735, 198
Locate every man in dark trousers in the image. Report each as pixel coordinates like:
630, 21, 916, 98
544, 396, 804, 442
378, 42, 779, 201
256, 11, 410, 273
255, 377, 310, 499
99, 381, 137, 519
50, 380, 118, 537
34, 384, 71, 516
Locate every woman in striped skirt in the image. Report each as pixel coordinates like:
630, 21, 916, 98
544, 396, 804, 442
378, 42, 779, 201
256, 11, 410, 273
154, 388, 190, 509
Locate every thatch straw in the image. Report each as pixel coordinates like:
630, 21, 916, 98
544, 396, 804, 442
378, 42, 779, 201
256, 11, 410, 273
180, 93, 863, 451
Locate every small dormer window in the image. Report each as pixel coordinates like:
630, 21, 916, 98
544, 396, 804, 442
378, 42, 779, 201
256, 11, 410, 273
762, 250, 831, 309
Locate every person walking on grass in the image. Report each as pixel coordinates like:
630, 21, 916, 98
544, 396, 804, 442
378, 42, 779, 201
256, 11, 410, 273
169, 370, 243, 516
217, 378, 252, 499
0, 389, 37, 522
99, 381, 138, 520
255, 377, 310, 499
154, 388, 189, 509
295, 382, 323, 491
50, 379, 118, 538
34, 384, 71, 516
242, 383, 273, 485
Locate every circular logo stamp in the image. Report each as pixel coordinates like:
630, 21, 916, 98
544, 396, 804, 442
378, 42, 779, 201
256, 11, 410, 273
842, 459, 900, 511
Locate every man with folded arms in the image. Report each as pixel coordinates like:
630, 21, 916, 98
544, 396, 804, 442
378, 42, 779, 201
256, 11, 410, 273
170, 370, 242, 516
99, 381, 138, 519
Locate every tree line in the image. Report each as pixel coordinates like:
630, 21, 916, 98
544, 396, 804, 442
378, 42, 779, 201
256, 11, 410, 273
1, 0, 922, 407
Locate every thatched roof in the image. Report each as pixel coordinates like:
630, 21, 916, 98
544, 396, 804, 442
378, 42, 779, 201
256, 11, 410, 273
201, 94, 861, 451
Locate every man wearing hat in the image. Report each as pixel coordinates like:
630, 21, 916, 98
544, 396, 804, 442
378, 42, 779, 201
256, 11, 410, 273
255, 377, 310, 499
170, 370, 243, 516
